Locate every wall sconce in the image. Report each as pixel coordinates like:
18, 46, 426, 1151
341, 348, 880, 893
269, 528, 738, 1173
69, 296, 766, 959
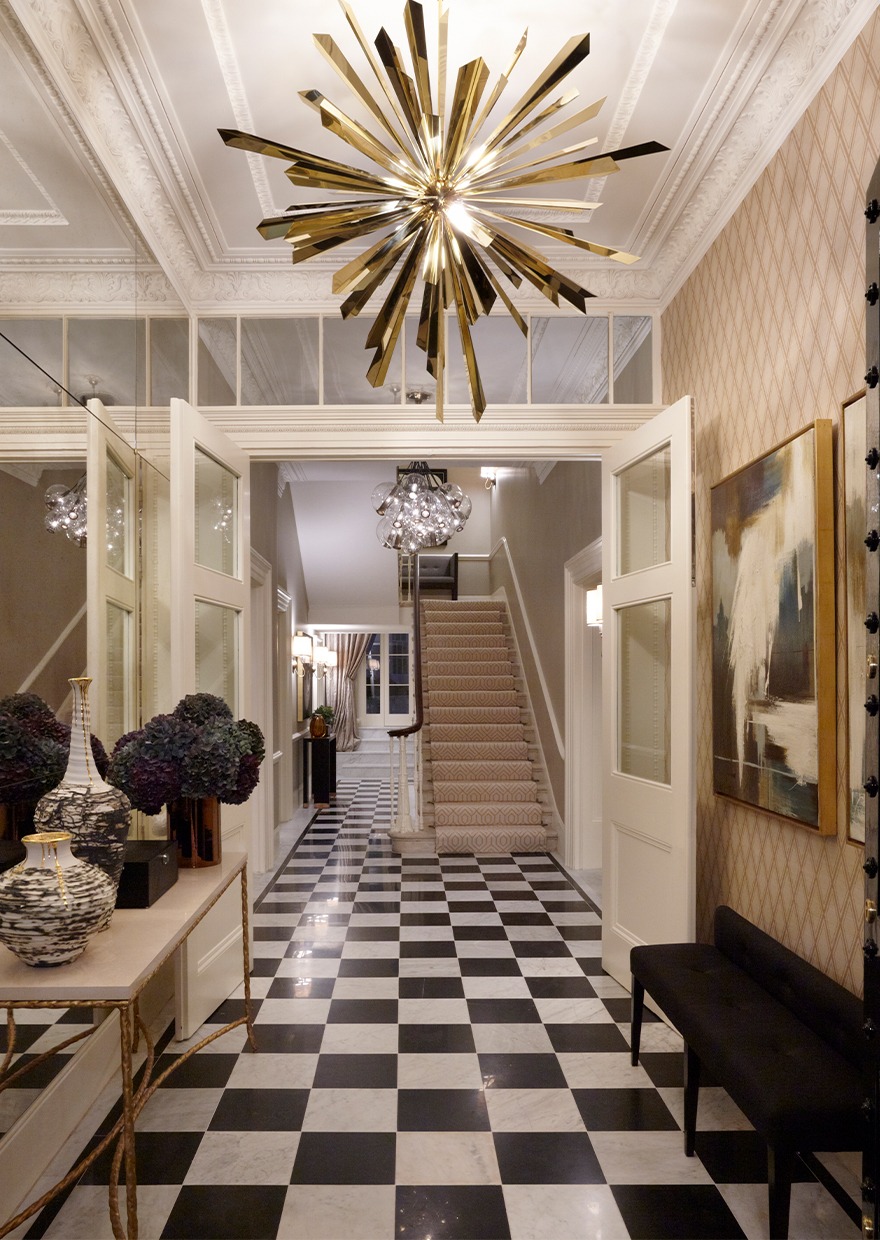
292, 632, 313, 677
586, 585, 603, 631
480, 467, 497, 489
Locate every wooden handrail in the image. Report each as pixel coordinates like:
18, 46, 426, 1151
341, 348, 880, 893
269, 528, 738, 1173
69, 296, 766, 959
388, 559, 423, 739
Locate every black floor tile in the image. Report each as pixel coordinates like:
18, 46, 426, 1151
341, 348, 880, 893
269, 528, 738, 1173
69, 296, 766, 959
510, 941, 572, 958
285, 941, 343, 959
478, 1052, 568, 1088
557, 924, 602, 940
694, 1130, 814, 1184
603, 997, 659, 1023
398, 1088, 490, 1130
459, 957, 522, 977
525, 976, 596, 999
452, 925, 509, 940
447, 901, 498, 914
399, 941, 457, 957
155, 1053, 238, 1089
343, 925, 400, 941
266, 976, 335, 999
208, 1088, 309, 1131
396, 1185, 510, 1239
291, 1131, 396, 1184
572, 1088, 679, 1131
399, 976, 466, 999
639, 1051, 685, 1087
467, 998, 541, 1024
241, 1024, 324, 1054
338, 957, 399, 977
545, 1023, 630, 1053
161, 1185, 288, 1239
248, 957, 282, 977
499, 911, 553, 926
398, 1024, 477, 1054
205, 998, 258, 1025
313, 1053, 398, 1088
327, 998, 399, 1024
79, 1131, 202, 1184
493, 1130, 605, 1184
0, 1023, 50, 1054
611, 1184, 747, 1239
400, 912, 452, 926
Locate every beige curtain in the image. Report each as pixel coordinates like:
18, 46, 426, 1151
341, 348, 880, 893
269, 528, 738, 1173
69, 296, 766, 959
324, 632, 373, 752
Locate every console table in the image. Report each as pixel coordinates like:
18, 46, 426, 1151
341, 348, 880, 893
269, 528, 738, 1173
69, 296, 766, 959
0, 851, 256, 1239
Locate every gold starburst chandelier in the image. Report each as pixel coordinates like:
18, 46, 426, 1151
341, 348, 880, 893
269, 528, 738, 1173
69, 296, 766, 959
220, 1, 666, 422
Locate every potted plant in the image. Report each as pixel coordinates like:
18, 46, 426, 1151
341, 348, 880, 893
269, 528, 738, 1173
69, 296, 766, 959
107, 694, 264, 867
0, 692, 108, 840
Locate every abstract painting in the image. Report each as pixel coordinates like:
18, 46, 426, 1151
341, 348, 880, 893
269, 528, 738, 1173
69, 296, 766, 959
711, 421, 835, 833
842, 393, 867, 844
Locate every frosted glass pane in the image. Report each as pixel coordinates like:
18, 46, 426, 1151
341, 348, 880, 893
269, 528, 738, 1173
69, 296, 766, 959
105, 451, 132, 577
69, 319, 146, 406
618, 599, 670, 784
195, 600, 238, 712
365, 634, 381, 715
194, 447, 238, 577
531, 317, 608, 404
198, 318, 236, 405
617, 445, 671, 575
241, 318, 319, 404
105, 601, 131, 747
151, 318, 189, 406
0, 320, 62, 406
613, 316, 653, 403
324, 316, 401, 404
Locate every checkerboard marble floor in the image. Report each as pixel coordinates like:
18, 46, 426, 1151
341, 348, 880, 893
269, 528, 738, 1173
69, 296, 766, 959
5, 780, 862, 1239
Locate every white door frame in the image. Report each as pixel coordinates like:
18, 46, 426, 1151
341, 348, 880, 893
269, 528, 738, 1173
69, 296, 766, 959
564, 538, 603, 871
250, 549, 274, 874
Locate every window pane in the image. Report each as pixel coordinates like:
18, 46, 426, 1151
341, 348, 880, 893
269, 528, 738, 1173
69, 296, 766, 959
105, 601, 132, 747
365, 634, 381, 714
69, 319, 146, 406
388, 631, 409, 715
618, 599, 671, 785
198, 318, 236, 405
616, 445, 671, 575
447, 315, 527, 405
613, 316, 653, 403
194, 447, 238, 577
324, 316, 401, 404
105, 451, 132, 577
531, 317, 608, 404
195, 600, 239, 712
241, 318, 319, 404
0, 320, 62, 406
151, 318, 189, 406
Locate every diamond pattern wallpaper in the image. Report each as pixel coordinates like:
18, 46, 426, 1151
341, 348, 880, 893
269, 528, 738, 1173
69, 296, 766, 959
662, 10, 880, 993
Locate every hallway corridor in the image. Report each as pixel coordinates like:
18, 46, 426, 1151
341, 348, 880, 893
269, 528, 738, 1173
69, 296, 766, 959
9, 781, 861, 1239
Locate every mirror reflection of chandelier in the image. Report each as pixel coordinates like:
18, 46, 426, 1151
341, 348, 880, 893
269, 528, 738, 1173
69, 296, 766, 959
372, 460, 471, 553
44, 474, 88, 547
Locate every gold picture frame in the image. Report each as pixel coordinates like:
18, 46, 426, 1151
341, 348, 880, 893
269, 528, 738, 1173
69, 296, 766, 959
842, 389, 868, 845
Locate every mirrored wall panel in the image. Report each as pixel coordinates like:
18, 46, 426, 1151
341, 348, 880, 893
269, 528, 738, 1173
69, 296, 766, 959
150, 318, 190, 407
241, 317, 319, 404
447, 315, 527, 405
613, 315, 654, 403
531, 316, 609, 404
0, 320, 63, 406
68, 318, 146, 407
323, 316, 402, 404
197, 318, 237, 405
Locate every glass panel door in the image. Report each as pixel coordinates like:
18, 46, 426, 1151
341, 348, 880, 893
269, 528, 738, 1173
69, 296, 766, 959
361, 632, 410, 724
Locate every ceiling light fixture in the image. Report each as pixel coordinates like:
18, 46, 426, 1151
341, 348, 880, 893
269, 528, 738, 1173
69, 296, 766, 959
220, 0, 667, 423
372, 460, 471, 552
44, 474, 88, 547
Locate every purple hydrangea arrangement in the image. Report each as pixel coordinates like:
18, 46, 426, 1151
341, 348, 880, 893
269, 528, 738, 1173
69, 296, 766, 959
0, 692, 109, 804
107, 694, 264, 815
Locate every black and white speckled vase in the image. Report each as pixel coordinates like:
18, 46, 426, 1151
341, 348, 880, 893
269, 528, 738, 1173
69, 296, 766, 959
0, 832, 115, 967
34, 678, 130, 929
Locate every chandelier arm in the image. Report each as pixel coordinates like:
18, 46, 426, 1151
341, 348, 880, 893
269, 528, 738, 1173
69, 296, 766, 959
365, 235, 428, 387
298, 89, 425, 183
472, 205, 640, 264
476, 33, 591, 156
403, 0, 434, 127
442, 58, 490, 179
450, 230, 497, 319
481, 224, 593, 311
470, 134, 601, 185
489, 94, 606, 168
465, 195, 600, 211
219, 128, 412, 196
456, 87, 580, 181
339, 218, 428, 318
333, 212, 428, 296
339, 1, 432, 177
374, 27, 431, 160
460, 29, 528, 155
282, 207, 416, 264
258, 200, 407, 242
446, 244, 487, 421
463, 247, 528, 335
480, 139, 668, 191
313, 33, 416, 161
436, 1, 449, 122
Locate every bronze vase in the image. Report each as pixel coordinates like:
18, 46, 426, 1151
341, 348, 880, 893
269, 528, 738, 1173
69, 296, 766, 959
168, 796, 221, 868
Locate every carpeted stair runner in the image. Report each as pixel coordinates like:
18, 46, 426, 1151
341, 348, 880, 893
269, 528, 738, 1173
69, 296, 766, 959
421, 599, 549, 854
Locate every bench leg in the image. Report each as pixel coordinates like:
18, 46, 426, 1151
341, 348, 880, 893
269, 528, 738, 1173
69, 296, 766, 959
767, 1146, 794, 1240
630, 977, 645, 1066
683, 1043, 700, 1157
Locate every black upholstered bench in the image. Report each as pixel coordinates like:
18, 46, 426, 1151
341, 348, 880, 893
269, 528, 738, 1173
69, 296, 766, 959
630, 906, 864, 1239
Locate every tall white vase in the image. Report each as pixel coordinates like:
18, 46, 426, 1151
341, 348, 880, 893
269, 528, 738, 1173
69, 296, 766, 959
34, 678, 131, 929
0, 831, 115, 966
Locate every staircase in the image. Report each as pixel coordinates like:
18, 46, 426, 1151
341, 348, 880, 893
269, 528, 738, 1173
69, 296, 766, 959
335, 726, 413, 783
421, 598, 552, 853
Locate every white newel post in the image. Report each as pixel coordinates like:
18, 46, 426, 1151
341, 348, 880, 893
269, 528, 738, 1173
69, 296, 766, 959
395, 736, 413, 832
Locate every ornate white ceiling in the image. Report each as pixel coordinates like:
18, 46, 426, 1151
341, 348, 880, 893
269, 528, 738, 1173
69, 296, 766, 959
0, 0, 875, 315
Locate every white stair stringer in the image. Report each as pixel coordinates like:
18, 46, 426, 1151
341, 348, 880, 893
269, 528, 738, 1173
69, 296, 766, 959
419, 598, 554, 854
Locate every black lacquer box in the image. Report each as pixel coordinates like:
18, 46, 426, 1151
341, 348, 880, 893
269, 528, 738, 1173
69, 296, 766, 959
115, 839, 178, 908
